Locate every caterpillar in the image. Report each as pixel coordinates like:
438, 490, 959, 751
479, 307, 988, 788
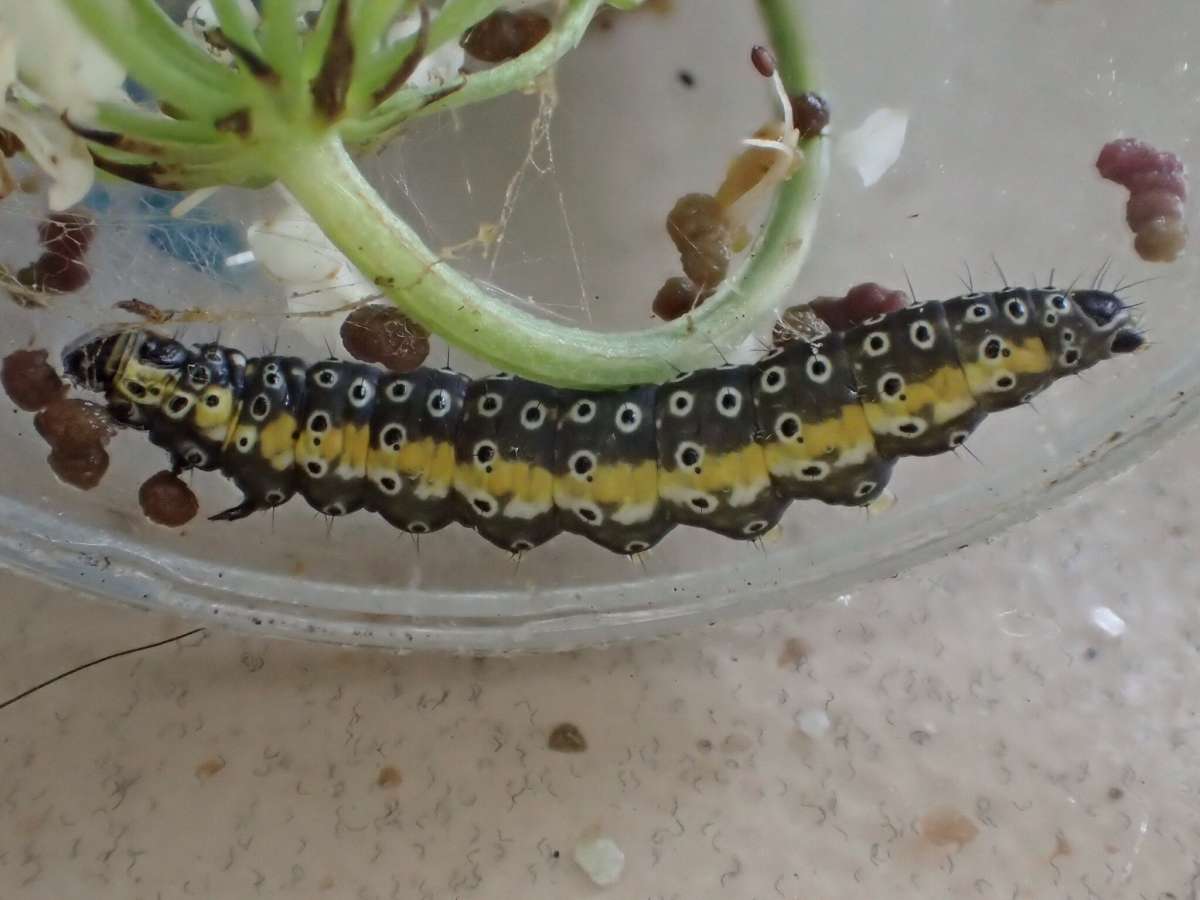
62, 287, 1143, 555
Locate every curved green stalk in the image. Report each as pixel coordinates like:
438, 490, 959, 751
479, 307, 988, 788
346, 0, 604, 143
277, 0, 826, 388
352, 0, 506, 107
63, 0, 824, 388
64, 0, 240, 115
280, 129, 825, 388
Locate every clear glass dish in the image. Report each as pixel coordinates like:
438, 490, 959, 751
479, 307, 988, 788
0, 0, 1196, 651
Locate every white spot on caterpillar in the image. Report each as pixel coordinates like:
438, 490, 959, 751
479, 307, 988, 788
611, 501, 656, 525
864, 332, 890, 357
760, 365, 786, 394
660, 484, 719, 515
728, 479, 770, 507
504, 497, 553, 520
370, 470, 403, 495
413, 477, 451, 501
834, 443, 874, 468
933, 396, 976, 424
668, 390, 694, 417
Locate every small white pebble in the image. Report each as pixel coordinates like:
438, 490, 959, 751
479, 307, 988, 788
573, 834, 625, 887
796, 709, 831, 738
1090, 606, 1127, 637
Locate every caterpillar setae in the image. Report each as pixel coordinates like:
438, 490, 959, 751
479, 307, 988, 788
62, 287, 1143, 555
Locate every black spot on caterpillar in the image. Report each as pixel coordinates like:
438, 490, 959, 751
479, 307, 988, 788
61, 288, 1143, 555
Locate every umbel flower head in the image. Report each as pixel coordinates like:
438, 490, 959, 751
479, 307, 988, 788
0, 0, 827, 390
0, 0, 126, 208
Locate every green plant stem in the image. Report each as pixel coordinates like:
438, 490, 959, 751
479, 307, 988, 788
354, 0, 505, 104
68, 0, 823, 388
347, 0, 602, 142
210, 0, 263, 56
62, 0, 239, 116
278, 0, 824, 388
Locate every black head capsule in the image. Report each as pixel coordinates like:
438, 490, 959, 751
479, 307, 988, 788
1109, 329, 1145, 354
62, 329, 126, 392
1070, 290, 1125, 328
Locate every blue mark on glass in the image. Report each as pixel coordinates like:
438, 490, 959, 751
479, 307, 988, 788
82, 185, 112, 214
138, 189, 248, 284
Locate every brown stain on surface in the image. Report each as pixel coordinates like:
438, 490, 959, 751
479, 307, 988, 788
778, 637, 811, 669
376, 765, 403, 788
1050, 831, 1072, 861
547, 722, 588, 753
918, 808, 979, 849
195, 756, 226, 779
721, 733, 753, 754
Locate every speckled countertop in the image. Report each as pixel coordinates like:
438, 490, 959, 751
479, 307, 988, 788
2, 430, 1198, 900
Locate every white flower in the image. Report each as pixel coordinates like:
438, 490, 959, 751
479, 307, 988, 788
246, 187, 378, 351
0, 0, 126, 210
0, 0, 125, 116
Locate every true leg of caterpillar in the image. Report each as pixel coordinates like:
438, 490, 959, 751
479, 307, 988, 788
210, 499, 259, 521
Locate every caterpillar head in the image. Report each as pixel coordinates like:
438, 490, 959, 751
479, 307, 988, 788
63, 329, 188, 425
1069, 290, 1144, 353
1030, 289, 1143, 376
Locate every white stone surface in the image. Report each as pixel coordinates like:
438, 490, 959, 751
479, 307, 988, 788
572, 833, 625, 886
1, 429, 1198, 898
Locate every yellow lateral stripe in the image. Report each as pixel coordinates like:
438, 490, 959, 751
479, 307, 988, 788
192, 386, 236, 431
295, 424, 345, 463
657, 444, 771, 497
341, 423, 372, 471
554, 460, 660, 507
454, 460, 557, 504
765, 403, 875, 466
394, 437, 432, 475
260, 413, 297, 459
962, 336, 1051, 393
113, 358, 177, 405
220, 400, 244, 450
428, 441, 457, 490
861, 364, 977, 429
